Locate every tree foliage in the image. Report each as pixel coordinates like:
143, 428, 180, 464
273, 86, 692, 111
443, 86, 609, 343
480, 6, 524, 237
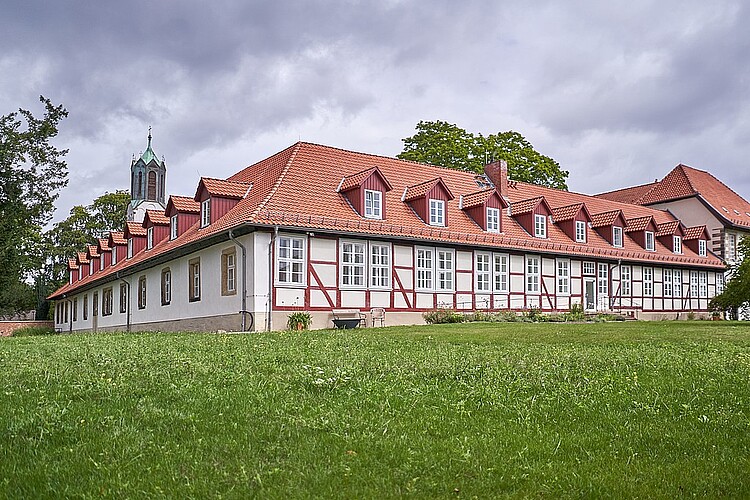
0, 97, 68, 316
710, 237, 750, 318
44, 191, 130, 285
397, 120, 569, 189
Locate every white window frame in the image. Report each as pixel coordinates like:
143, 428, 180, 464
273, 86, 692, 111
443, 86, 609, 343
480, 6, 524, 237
534, 214, 547, 238
699, 271, 708, 298
673, 235, 682, 254
475, 252, 491, 292
612, 226, 623, 248
583, 261, 595, 275
276, 234, 306, 287
486, 207, 500, 233
99, 254, 104, 271
643, 267, 653, 296
162, 268, 171, 306
170, 214, 178, 240
493, 253, 509, 294
436, 249, 454, 292
147, 226, 154, 249
111, 247, 117, 266
673, 269, 682, 298
645, 231, 655, 251
575, 220, 586, 243
620, 265, 631, 296
226, 252, 236, 293
698, 239, 706, 257
127, 238, 133, 258
370, 243, 391, 289
526, 255, 540, 294
364, 189, 382, 219
728, 233, 737, 261
89, 261, 94, 275
663, 269, 673, 297
340, 240, 367, 289
557, 259, 570, 295
690, 271, 699, 298
429, 199, 445, 226
597, 263, 608, 296
416, 247, 434, 291
201, 198, 211, 228
717, 273, 725, 294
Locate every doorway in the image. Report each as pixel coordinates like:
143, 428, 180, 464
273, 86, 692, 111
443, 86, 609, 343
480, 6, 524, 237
584, 278, 596, 311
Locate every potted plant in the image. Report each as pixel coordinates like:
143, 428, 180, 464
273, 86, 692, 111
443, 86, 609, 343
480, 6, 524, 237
287, 311, 312, 331
711, 310, 722, 321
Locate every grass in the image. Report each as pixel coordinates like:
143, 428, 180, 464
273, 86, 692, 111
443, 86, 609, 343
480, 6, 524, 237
2, 321, 750, 498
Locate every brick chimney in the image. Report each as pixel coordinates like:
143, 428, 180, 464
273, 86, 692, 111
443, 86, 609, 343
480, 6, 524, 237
484, 159, 509, 199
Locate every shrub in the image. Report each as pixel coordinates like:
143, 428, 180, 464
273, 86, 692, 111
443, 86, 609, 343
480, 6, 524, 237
423, 309, 465, 324
12, 326, 57, 337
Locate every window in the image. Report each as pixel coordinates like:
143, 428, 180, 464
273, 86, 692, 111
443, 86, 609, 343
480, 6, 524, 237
526, 255, 540, 293
486, 207, 500, 233
111, 247, 117, 266
534, 214, 547, 238
597, 263, 608, 296
93, 292, 99, 317
436, 250, 454, 291
429, 199, 445, 226
613, 226, 623, 248
119, 283, 128, 313
161, 268, 171, 305
699, 271, 708, 298
583, 262, 596, 275
475, 253, 491, 292
83, 294, 88, 320
416, 248, 434, 290
89, 261, 94, 275
717, 273, 725, 293
370, 243, 390, 288
102, 288, 112, 316
576, 220, 586, 243
698, 239, 706, 257
201, 199, 211, 227
73, 297, 78, 322
493, 253, 509, 293
64, 301, 68, 323
99, 255, 104, 271
673, 270, 682, 298
557, 259, 570, 295
170, 214, 178, 240
189, 258, 201, 301
663, 269, 673, 297
673, 236, 682, 254
728, 233, 737, 260
78, 267, 82, 280
690, 271, 699, 298
643, 267, 653, 296
147, 227, 154, 249
222, 249, 237, 295
341, 241, 366, 287
138, 276, 147, 309
277, 236, 305, 286
645, 231, 655, 251
127, 238, 133, 258
620, 265, 631, 296
364, 190, 382, 219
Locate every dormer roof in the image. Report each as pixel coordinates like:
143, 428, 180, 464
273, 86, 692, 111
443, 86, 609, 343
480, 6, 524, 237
551, 202, 590, 222
656, 220, 683, 237
591, 210, 624, 228
98, 238, 110, 252
194, 177, 251, 200
67, 259, 78, 271
86, 245, 99, 258
166, 195, 200, 214
625, 216, 656, 233
109, 231, 126, 245
511, 196, 551, 216
124, 221, 146, 238
77, 251, 89, 264
144, 209, 170, 226
683, 225, 709, 240
461, 189, 507, 209
402, 177, 454, 202
338, 166, 393, 192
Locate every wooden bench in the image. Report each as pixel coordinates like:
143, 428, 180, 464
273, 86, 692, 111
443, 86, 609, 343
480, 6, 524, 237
331, 309, 366, 329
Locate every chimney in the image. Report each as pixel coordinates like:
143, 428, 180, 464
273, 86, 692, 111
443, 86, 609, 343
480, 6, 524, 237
484, 159, 509, 198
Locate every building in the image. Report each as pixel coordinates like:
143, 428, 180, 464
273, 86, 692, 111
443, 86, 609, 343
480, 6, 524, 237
127, 129, 167, 223
50, 143, 725, 333
597, 163, 749, 318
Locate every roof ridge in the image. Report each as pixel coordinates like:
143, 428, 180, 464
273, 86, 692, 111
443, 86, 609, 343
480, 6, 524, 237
597, 181, 658, 197
250, 142, 302, 220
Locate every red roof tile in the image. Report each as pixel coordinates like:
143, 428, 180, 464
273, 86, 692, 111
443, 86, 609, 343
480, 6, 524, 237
125, 221, 146, 237
403, 178, 451, 202
461, 189, 495, 209
87, 245, 99, 258
145, 209, 169, 225
196, 177, 251, 200
338, 166, 394, 192
552, 203, 585, 222
98, 238, 110, 251
77, 252, 89, 264
109, 231, 126, 245
511, 196, 545, 216
683, 225, 708, 240
68, 259, 78, 270
656, 220, 681, 237
590, 210, 623, 228
625, 216, 654, 233
597, 182, 659, 204
168, 195, 200, 214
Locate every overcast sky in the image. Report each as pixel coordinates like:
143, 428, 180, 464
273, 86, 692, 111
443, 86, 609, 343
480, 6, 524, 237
3, 0, 749, 223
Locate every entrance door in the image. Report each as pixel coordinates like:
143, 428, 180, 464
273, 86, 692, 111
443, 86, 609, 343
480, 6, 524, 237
584, 279, 596, 311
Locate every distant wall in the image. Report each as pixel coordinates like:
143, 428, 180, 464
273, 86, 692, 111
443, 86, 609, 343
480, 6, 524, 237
0, 321, 54, 337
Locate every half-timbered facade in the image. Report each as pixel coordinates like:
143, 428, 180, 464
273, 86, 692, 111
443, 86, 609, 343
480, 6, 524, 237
50, 142, 726, 332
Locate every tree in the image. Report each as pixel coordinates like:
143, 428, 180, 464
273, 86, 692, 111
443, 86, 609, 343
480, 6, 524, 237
0, 96, 68, 316
710, 237, 750, 319
44, 190, 130, 286
397, 120, 569, 189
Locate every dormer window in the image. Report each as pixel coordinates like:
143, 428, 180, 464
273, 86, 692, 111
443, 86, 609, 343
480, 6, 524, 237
645, 231, 655, 251
147, 227, 154, 249
201, 199, 211, 228
534, 214, 547, 238
111, 247, 117, 265
699, 239, 706, 256
170, 215, 178, 240
673, 235, 682, 254
575, 220, 586, 242
429, 199, 445, 226
613, 226, 623, 248
99, 254, 104, 271
89, 261, 94, 275
127, 238, 133, 258
364, 189, 382, 219
486, 207, 500, 233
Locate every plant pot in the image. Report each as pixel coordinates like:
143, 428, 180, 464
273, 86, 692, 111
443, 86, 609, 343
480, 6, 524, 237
712, 316, 721, 321
296, 322, 304, 330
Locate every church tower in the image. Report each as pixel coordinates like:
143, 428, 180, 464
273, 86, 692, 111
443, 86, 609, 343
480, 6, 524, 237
127, 128, 167, 222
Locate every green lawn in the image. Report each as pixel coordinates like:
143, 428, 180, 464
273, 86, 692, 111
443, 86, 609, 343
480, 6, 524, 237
2, 322, 750, 498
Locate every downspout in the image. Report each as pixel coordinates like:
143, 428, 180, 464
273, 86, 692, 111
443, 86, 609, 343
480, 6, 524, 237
228, 229, 248, 332
116, 271, 131, 333
268, 226, 279, 332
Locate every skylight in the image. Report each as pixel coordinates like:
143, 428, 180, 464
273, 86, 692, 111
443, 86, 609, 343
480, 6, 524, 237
722, 206, 729, 213
474, 174, 494, 189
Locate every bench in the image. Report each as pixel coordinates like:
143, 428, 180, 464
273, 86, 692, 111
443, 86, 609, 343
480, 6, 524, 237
331, 309, 366, 329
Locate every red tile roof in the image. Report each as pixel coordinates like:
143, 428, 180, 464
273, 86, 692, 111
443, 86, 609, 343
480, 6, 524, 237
552, 203, 585, 222
87, 245, 99, 258
125, 221, 146, 237
49, 142, 724, 300
98, 238, 110, 251
511, 197, 545, 216
196, 177, 251, 200
656, 220, 681, 237
109, 231, 126, 245
68, 259, 78, 270
403, 178, 453, 202
461, 189, 495, 209
77, 252, 89, 264
590, 210, 622, 228
145, 209, 169, 225
169, 195, 200, 213
597, 182, 658, 204
683, 225, 708, 240
338, 166, 393, 192
625, 216, 654, 233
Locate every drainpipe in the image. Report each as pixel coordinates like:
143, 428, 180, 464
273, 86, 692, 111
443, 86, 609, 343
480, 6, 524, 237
228, 229, 248, 332
116, 271, 131, 333
268, 226, 279, 331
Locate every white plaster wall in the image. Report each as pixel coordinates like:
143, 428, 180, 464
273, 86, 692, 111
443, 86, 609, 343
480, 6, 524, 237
456, 251, 472, 271
310, 237, 336, 262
